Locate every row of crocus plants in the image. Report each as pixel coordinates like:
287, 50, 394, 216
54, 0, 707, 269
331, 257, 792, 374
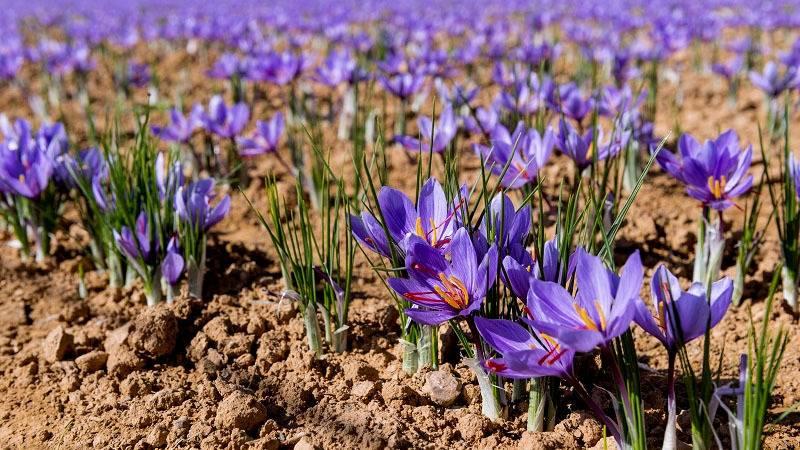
0, 2, 797, 448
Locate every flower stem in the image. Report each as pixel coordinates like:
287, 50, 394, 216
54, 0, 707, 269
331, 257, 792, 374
663, 352, 678, 450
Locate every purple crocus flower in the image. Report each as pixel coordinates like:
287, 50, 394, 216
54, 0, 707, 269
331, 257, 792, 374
712, 56, 744, 82
161, 236, 184, 285
207, 53, 247, 80
349, 177, 464, 257
247, 51, 308, 85
54, 147, 106, 188
174, 179, 231, 231
155, 152, 184, 201
656, 130, 752, 210
498, 80, 540, 115
151, 105, 204, 143
396, 104, 456, 153
476, 193, 532, 267
379, 73, 425, 100
114, 212, 153, 262
749, 62, 800, 98
237, 112, 284, 157
556, 120, 624, 171
463, 107, 498, 136
475, 317, 574, 379
0, 136, 53, 199
127, 62, 151, 88
525, 248, 643, 353
435, 81, 478, 109
315, 50, 362, 87
557, 85, 594, 123
202, 95, 249, 139
388, 228, 498, 325
474, 122, 555, 188
634, 265, 732, 352
502, 238, 569, 301
556, 119, 594, 170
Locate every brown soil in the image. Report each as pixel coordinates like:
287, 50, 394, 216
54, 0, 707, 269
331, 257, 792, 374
0, 45, 799, 450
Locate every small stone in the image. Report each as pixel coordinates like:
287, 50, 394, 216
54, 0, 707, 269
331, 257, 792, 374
214, 391, 268, 431
130, 306, 177, 358
42, 326, 73, 362
75, 351, 108, 373
422, 369, 461, 406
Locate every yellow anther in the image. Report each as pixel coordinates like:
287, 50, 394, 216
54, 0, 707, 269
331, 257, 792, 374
574, 303, 599, 331
594, 300, 607, 331
415, 217, 425, 239
706, 175, 727, 199
433, 272, 469, 310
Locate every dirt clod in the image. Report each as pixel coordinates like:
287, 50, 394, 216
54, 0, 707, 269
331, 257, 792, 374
214, 391, 268, 431
75, 350, 108, 372
130, 306, 178, 358
41, 326, 73, 362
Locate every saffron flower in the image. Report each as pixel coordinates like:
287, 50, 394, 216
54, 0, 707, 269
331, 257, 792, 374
474, 122, 555, 188
749, 62, 800, 98
477, 193, 532, 265
656, 130, 752, 210
151, 105, 204, 143
388, 228, 498, 325
349, 178, 463, 257
114, 212, 154, 264
475, 317, 574, 378
556, 119, 624, 171
175, 179, 231, 231
525, 248, 643, 353
503, 238, 567, 300
379, 72, 425, 100
634, 265, 732, 351
202, 95, 249, 139
237, 112, 284, 157
162, 236, 184, 286
0, 134, 54, 199
396, 104, 457, 153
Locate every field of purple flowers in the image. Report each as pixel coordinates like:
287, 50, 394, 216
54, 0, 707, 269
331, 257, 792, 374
0, 1, 799, 449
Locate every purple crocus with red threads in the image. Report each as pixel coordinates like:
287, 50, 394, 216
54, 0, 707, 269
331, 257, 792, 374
525, 248, 643, 353
475, 317, 574, 379
388, 228, 498, 325
633, 264, 732, 450
635, 264, 732, 352
473, 122, 555, 188
656, 130, 752, 211
349, 177, 465, 258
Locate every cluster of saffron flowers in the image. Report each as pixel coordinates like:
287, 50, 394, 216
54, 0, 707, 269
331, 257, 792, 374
0, 111, 231, 305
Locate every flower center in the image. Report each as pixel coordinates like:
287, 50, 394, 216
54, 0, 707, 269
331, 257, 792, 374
432, 272, 469, 310
706, 175, 727, 199
573, 300, 607, 331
